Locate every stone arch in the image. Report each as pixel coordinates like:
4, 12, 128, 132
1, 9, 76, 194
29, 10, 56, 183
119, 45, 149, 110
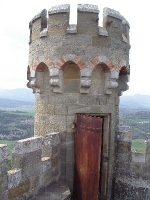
90, 64, 105, 95
55, 54, 86, 70
117, 59, 130, 75
27, 66, 30, 74
62, 61, 80, 93
28, 61, 50, 93
88, 56, 114, 72
117, 60, 130, 96
33, 56, 54, 71
36, 62, 47, 72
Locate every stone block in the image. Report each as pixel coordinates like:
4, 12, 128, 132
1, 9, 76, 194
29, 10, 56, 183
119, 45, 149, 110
29, 175, 40, 191
0, 191, 8, 200
66, 116, 75, 132
67, 105, 90, 115
60, 132, 66, 143
22, 150, 42, 167
0, 160, 8, 177
51, 166, 60, 182
92, 36, 110, 48
41, 169, 53, 187
64, 79, 80, 93
11, 137, 42, 155
60, 163, 66, 181
41, 157, 51, 172
66, 179, 74, 194
116, 154, 131, 166
48, 93, 78, 105
0, 176, 7, 193
48, 9, 69, 35
66, 132, 74, 143
66, 163, 74, 180
22, 163, 41, 180
117, 131, 132, 142
54, 104, 67, 115
50, 116, 67, 132
117, 141, 131, 153
66, 141, 74, 164
0, 144, 8, 162
8, 180, 30, 199
43, 132, 60, 147
35, 103, 55, 114
8, 169, 22, 189
77, 5, 99, 35
60, 145, 66, 163
78, 94, 107, 105
51, 155, 60, 168
132, 152, 145, 163
11, 154, 23, 169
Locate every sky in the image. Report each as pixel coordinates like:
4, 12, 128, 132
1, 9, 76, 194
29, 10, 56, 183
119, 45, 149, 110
0, 0, 149, 95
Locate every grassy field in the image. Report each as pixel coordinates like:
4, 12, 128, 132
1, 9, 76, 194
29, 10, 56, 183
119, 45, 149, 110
131, 139, 146, 153
0, 140, 16, 170
0, 140, 16, 155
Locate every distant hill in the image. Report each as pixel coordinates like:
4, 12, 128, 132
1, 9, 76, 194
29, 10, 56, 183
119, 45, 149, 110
120, 94, 150, 113
0, 88, 35, 103
0, 89, 149, 113
0, 98, 34, 108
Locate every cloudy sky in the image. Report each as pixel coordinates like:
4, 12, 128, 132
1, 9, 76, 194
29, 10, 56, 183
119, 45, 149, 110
0, 0, 149, 95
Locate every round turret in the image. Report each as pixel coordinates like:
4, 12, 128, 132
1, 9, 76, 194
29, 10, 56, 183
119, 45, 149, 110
27, 4, 130, 199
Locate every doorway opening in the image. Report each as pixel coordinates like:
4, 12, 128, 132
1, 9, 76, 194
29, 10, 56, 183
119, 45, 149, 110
73, 113, 110, 200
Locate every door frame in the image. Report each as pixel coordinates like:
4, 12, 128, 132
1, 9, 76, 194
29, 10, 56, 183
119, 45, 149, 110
74, 113, 110, 200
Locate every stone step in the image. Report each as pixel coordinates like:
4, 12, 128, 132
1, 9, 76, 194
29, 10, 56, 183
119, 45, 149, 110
32, 181, 71, 200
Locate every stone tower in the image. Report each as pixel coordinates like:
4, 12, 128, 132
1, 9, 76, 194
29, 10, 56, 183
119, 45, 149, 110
27, 4, 130, 199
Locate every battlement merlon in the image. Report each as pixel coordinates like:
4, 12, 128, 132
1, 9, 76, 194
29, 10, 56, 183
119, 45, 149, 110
29, 9, 47, 42
103, 7, 130, 42
29, 4, 130, 43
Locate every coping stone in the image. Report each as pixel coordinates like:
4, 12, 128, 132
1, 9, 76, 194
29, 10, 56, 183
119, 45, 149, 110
78, 4, 99, 13
48, 4, 70, 15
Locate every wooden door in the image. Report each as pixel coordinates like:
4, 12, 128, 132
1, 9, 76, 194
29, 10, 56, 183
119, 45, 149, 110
74, 114, 103, 200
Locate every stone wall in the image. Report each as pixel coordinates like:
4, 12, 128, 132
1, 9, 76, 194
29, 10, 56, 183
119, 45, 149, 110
0, 133, 71, 200
114, 132, 150, 199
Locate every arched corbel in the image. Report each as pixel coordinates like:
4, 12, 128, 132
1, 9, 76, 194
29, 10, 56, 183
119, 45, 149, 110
117, 60, 130, 96
28, 70, 42, 93
49, 68, 63, 93
80, 68, 92, 94
104, 70, 119, 94
118, 73, 130, 96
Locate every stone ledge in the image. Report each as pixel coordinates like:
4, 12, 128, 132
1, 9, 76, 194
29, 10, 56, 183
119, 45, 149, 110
103, 7, 130, 28
30, 9, 47, 25
48, 4, 70, 15
78, 4, 99, 13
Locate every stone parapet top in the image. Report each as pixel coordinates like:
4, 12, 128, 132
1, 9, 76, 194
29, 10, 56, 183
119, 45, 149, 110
30, 9, 47, 25
48, 4, 70, 15
117, 131, 132, 142
0, 144, 7, 162
77, 4, 99, 13
11, 136, 42, 154
103, 7, 130, 28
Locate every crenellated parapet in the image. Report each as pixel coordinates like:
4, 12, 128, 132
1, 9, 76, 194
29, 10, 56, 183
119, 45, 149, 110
29, 5, 130, 43
28, 4, 130, 96
0, 134, 71, 200
114, 132, 150, 199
